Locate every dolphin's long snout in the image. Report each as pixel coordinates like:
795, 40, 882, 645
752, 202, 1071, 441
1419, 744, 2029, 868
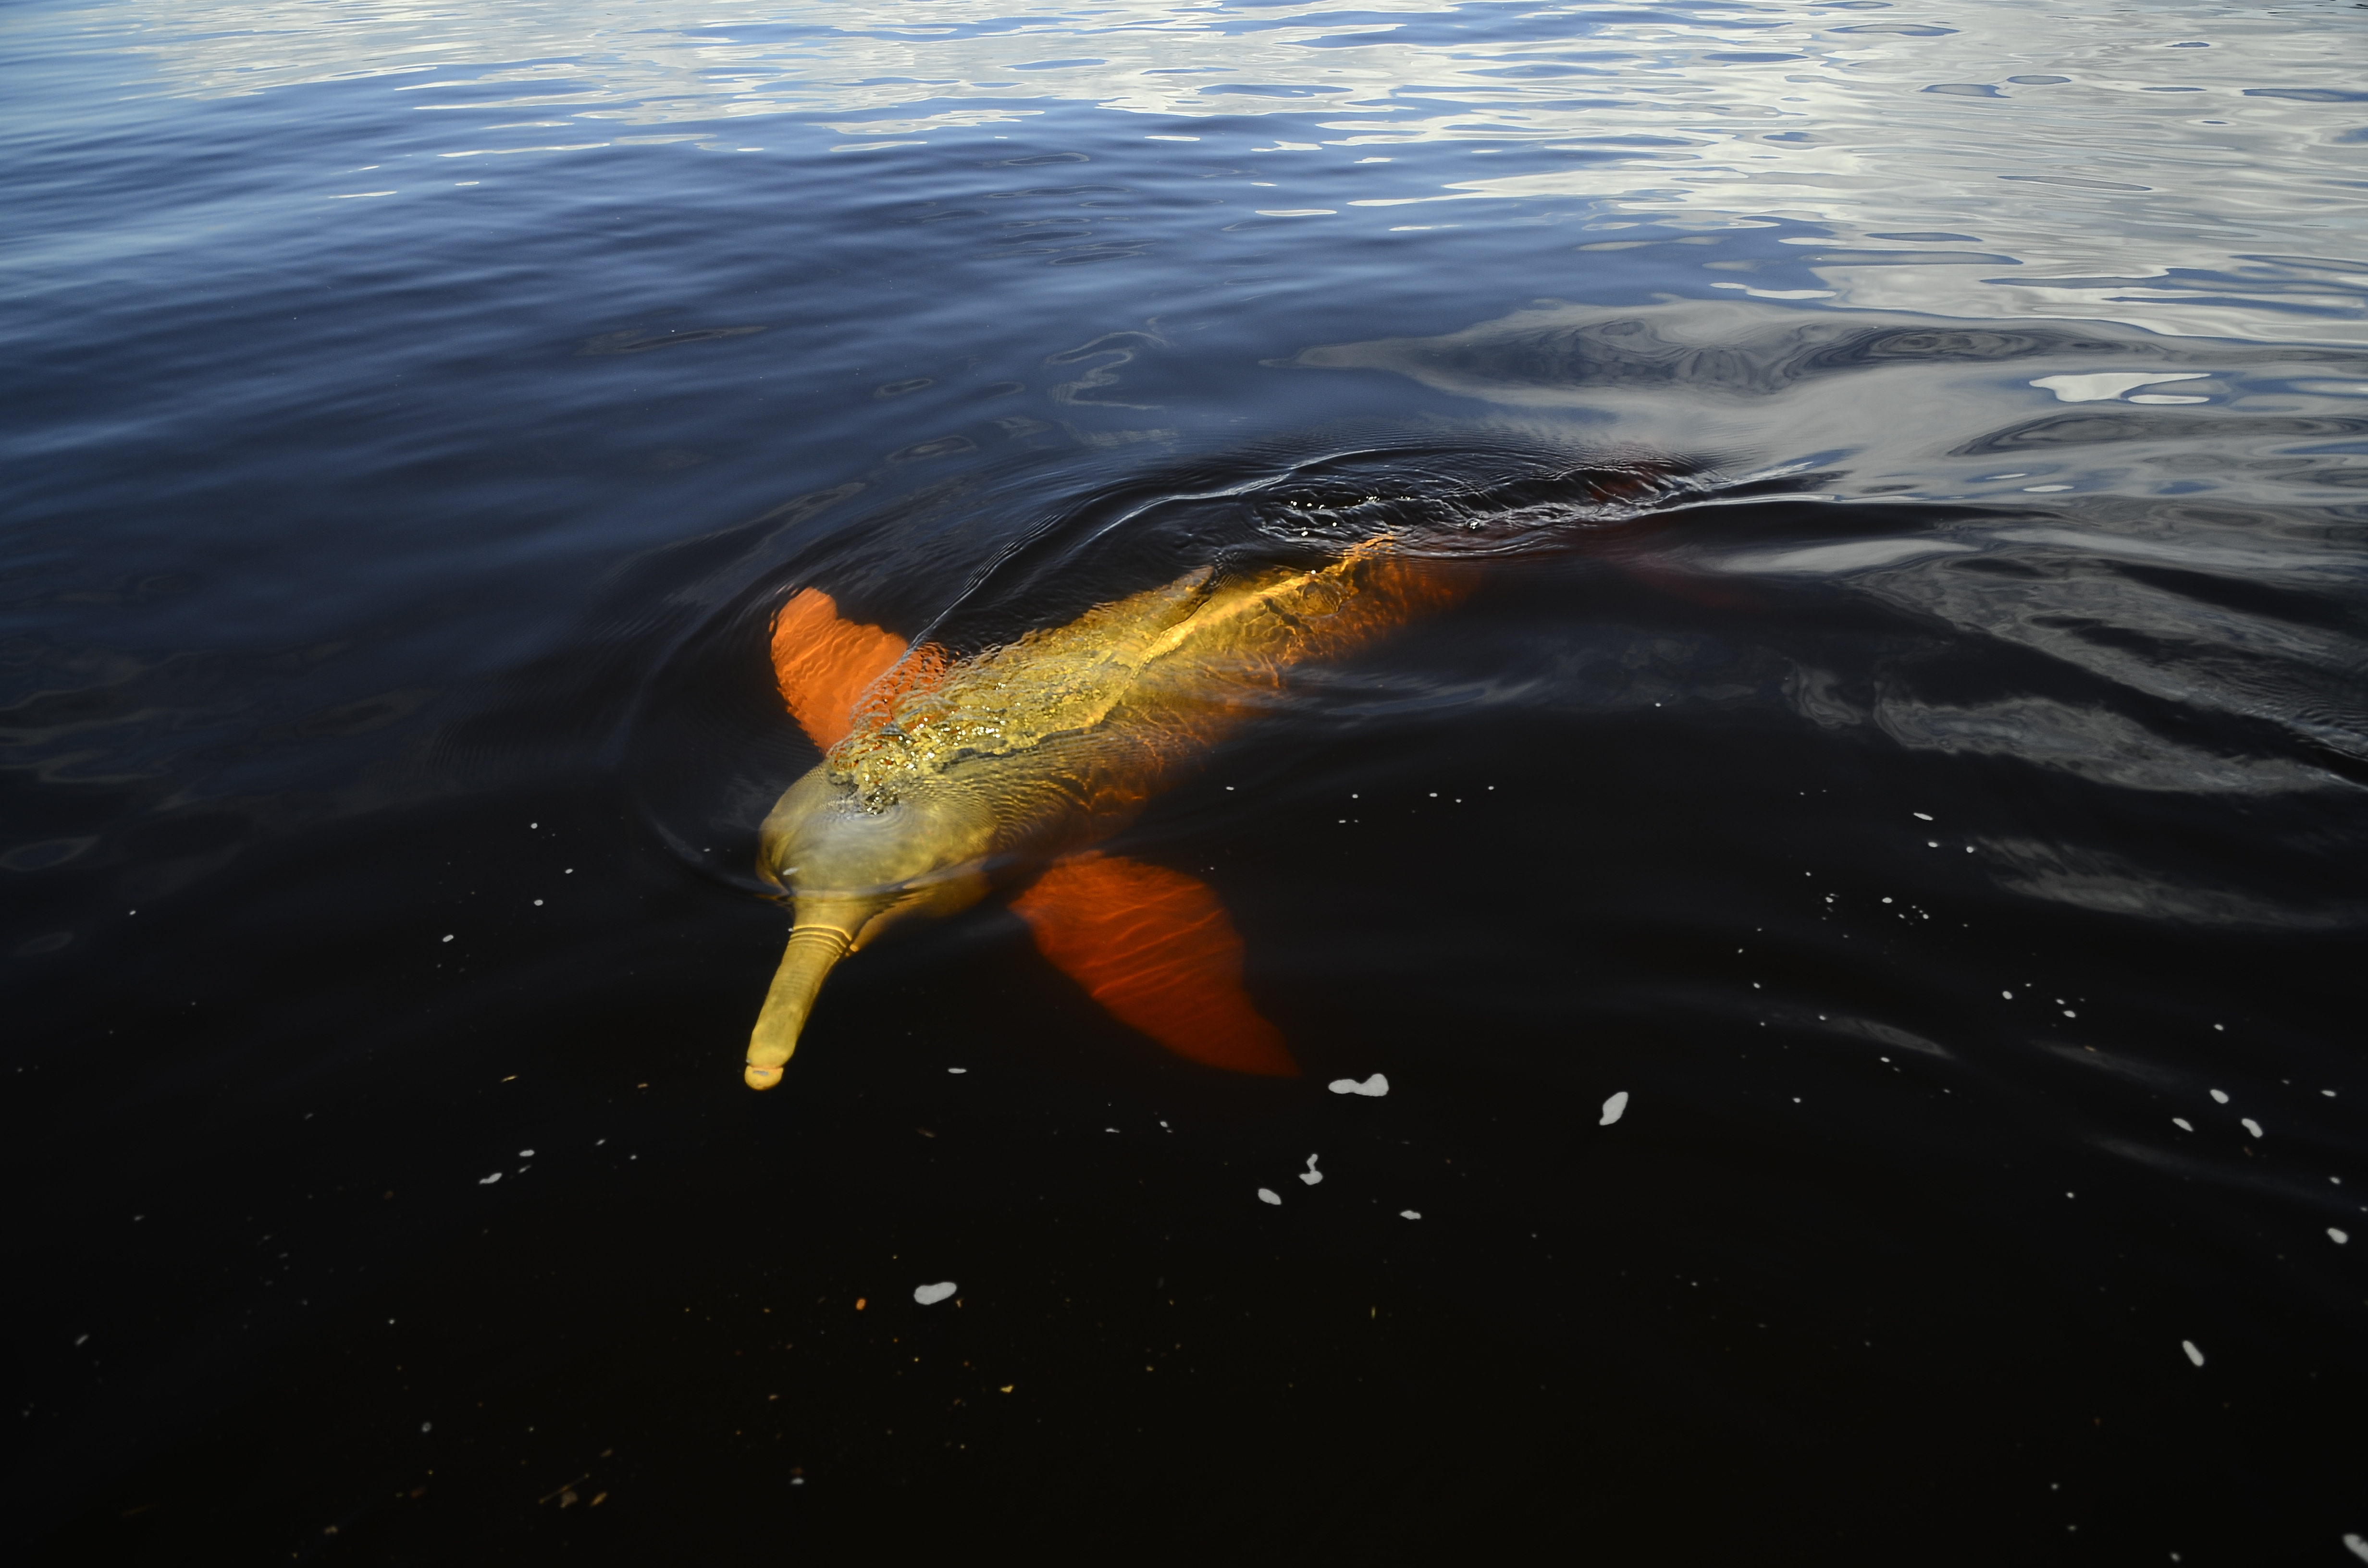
744, 922, 855, 1089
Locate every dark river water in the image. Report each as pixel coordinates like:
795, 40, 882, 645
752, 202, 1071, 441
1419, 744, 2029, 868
7, 0, 2367, 1560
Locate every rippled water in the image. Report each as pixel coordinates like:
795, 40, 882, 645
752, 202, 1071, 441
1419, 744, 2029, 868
7, 0, 2366, 1559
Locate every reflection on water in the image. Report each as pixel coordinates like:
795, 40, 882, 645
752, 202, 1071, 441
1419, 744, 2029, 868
6, 0, 2367, 1560
96, 0, 2368, 341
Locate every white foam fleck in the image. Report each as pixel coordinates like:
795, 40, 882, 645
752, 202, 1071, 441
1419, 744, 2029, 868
2330, 1228, 2350, 1246
913, 1281, 957, 1306
1258, 1188, 1282, 1206
2343, 1533, 2368, 1563
1327, 1073, 1389, 1097
2002, 990, 2012, 999
1913, 812, 1933, 821
441, 934, 453, 943
2031, 371, 2208, 403
947, 1067, 966, 1074
1600, 1090, 1629, 1126
2172, 1117, 2194, 1131
518, 1149, 534, 1157
1400, 1210, 1421, 1220
2182, 1339, 2205, 1367
1300, 1154, 1323, 1187
2208, 1090, 2229, 1104
2241, 1117, 2263, 1139
479, 1172, 502, 1185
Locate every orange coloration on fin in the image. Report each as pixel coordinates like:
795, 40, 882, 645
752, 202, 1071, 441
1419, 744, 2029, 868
770, 588, 908, 750
1012, 853, 1297, 1078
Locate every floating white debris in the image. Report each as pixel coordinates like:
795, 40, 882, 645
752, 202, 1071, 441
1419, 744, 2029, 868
2241, 1117, 2263, 1139
2331, 1229, 2350, 1246
2030, 370, 2209, 404
420, 1421, 432, 1433
1600, 1091, 1629, 1126
2172, 1118, 2194, 1132
2208, 1090, 2228, 1104
1258, 1188, 1282, 1206
1327, 1073, 1389, 1097
442, 934, 454, 943
1300, 1154, 1323, 1187
913, 1281, 957, 1306
948, 1067, 966, 1074
2343, 1532, 2368, 1563
1400, 1210, 1421, 1220
479, 1172, 502, 1185
2181, 1340, 2205, 1368
2002, 990, 2012, 999
1912, 812, 1933, 821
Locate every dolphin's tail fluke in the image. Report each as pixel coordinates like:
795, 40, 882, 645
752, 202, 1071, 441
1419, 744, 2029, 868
744, 922, 854, 1089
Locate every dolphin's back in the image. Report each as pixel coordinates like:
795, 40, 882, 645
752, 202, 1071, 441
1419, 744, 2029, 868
826, 546, 1454, 826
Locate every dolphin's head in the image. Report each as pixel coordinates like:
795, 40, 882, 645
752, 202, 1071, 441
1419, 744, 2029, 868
742, 765, 995, 1089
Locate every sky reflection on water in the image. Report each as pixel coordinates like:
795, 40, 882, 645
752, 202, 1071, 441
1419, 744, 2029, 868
64, 0, 2368, 343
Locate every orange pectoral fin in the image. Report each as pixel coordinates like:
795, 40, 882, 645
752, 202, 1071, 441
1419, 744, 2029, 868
1012, 853, 1298, 1078
770, 587, 908, 750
